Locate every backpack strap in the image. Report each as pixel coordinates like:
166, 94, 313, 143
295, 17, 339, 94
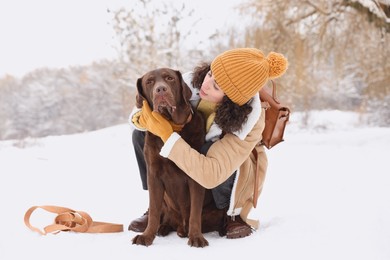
251, 149, 260, 208
24, 205, 123, 235
261, 101, 271, 110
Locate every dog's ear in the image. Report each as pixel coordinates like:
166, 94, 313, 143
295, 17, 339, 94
176, 70, 192, 105
136, 77, 146, 108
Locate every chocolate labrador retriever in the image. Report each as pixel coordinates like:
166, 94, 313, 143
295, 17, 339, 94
131, 68, 225, 247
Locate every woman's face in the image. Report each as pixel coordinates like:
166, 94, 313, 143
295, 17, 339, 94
199, 70, 225, 103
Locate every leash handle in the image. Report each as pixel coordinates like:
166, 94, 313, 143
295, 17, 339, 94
24, 205, 123, 235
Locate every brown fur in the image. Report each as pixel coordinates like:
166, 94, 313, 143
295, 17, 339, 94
132, 68, 225, 247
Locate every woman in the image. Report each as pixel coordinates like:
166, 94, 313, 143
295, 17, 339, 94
130, 48, 288, 238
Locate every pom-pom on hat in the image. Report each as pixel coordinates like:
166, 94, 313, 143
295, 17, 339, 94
210, 48, 288, 106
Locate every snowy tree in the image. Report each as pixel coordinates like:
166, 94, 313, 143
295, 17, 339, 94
110, 0, 208, 84
2, 0, 389, 141
0, 61, 135, 140
219, 0, 390, 126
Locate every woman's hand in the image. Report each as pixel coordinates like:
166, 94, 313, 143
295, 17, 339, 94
139, 101, 173, 142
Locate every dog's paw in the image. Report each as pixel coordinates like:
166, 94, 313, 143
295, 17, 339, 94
188, 235, 209, 248
158, 224, 173, 236
176, 226, 188, 238
132, 234, 155, 246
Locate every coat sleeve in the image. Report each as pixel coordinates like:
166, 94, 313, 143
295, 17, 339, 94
160, 109, 266, 189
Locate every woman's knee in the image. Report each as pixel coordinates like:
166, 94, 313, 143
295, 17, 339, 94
132, 130, 145, 149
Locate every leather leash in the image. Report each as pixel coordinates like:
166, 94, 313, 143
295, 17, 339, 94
24, 205, 123, 235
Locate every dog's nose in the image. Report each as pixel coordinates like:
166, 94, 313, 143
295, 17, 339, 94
155, 85, 167, 93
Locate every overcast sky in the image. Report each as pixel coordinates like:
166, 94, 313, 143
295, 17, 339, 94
0, 0, 240, 77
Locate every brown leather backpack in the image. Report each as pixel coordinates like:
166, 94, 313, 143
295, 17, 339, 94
259, 80, 290, 149
252, 81, 290, 208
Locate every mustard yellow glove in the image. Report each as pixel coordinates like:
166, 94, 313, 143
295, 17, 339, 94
131, 110, 146, 130
139, 100, 173, 142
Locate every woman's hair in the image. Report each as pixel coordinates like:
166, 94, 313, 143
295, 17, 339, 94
192, 62, 253, 134
191, 62, 210, 90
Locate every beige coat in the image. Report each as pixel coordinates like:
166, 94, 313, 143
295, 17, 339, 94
159, 106, 268, 229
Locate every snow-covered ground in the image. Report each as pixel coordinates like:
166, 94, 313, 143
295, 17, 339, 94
0, 111, 389, 260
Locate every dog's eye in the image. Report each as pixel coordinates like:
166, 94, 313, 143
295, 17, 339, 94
166, 76, 174, 81
145, 79, 154, 85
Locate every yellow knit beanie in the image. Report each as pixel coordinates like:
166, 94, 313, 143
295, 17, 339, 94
210, 48, 288, 106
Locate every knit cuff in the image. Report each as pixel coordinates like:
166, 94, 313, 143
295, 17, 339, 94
160, 132, 181, 158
